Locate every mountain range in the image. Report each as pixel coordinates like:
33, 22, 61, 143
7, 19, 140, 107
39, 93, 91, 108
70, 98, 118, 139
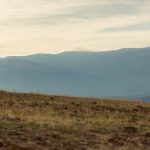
0, 47, 150, 101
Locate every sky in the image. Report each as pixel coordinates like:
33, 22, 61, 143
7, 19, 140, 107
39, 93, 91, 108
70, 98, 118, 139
0, 0, 150, 57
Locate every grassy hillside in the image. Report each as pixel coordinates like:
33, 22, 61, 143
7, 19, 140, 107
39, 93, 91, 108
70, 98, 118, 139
0, 90, 150, 150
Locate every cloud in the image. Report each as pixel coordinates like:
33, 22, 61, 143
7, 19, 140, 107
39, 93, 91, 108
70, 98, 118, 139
0, 0, 150, 56
0, 0, 148, 25
103, 22, 150, 32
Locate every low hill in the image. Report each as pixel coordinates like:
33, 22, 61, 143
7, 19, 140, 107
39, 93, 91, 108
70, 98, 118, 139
0, 47, 150, 100
0, 91, 150, 150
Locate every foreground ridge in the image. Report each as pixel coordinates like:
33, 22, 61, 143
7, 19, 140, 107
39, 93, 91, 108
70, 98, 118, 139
0, 90, 150, 150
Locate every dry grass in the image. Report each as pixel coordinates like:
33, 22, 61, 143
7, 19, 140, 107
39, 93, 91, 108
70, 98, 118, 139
0, 90, 150, 150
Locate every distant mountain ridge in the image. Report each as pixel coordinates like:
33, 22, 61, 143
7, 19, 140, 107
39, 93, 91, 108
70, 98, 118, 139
0, 47, 150, 101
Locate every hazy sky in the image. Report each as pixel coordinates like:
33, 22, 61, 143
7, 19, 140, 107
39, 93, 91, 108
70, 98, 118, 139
0, 0, 150, 56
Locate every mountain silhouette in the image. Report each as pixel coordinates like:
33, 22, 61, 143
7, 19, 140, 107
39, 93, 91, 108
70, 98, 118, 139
0, 47, 150, 100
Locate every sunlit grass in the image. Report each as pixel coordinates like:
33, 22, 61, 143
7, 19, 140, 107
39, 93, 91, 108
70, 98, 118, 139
0, 90, 150, 132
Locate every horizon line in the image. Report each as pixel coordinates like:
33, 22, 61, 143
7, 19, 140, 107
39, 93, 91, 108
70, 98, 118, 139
0, 46, 149, 59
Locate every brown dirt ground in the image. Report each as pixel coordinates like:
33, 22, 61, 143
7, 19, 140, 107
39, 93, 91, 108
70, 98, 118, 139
0, 91, 150, 150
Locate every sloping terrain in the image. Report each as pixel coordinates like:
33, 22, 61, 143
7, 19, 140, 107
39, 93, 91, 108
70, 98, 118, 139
0, 47, 150, 99
0, 91, 150, 150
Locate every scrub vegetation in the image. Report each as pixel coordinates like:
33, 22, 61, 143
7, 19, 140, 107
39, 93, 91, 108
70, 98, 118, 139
0, 90, 150, 150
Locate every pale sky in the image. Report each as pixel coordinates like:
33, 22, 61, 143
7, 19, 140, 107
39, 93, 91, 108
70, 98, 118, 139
0, 0, 150, 56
